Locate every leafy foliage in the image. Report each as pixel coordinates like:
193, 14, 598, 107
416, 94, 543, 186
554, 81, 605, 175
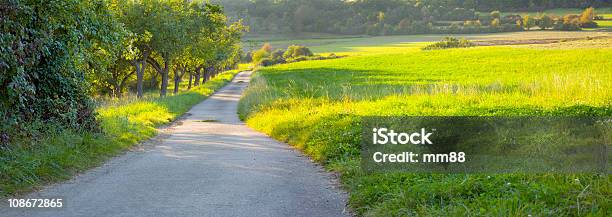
251, 44, 340, 67
216, 0, 610, 35
1, 0, 245, 145
0, 0, 245, 195
1, 0, 124, 135
283, 45, 313, 59
422, 37, 474, 50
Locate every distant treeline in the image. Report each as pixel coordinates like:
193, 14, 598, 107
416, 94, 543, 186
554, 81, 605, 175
215, 0, 610, 35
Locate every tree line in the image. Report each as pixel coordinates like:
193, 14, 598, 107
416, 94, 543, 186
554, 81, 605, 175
1, 0, 245, 137
215, 0, 609, 35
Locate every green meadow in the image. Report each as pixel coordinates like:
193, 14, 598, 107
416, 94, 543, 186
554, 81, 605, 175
238, 37, 612, 215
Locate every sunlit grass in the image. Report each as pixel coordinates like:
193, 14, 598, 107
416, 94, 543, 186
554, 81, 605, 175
239, 42, 611, 216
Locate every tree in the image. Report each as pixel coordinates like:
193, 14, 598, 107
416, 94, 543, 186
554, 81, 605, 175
538, 15, 553, 30
1, 0, 122, 132
491, 18, 501, 28
490, 11, 501, 20
523, 15, 536, 30
580, 7, 595, 24
578, 7, 597, 28
112, 0, 153, 98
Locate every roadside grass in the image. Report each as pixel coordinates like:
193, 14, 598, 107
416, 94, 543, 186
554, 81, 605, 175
0, 69, 241, 197
238, 42, 611, 215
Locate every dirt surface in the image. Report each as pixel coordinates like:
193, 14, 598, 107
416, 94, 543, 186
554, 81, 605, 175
0, 71, 349, 217
472, 35, 612, 46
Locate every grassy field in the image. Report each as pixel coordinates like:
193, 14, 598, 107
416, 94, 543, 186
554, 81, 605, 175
0, 69, 241, 197
243, 31, 611, 54
238, 37, 612, 216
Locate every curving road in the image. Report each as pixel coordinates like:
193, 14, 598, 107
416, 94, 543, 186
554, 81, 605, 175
1, 71, 348, 217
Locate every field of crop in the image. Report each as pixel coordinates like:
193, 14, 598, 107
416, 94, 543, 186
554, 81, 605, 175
238, 37, 612, 215
243, 31, 611, 54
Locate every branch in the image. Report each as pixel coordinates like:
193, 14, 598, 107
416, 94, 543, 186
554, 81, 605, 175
120, 70, 137, 89
147, 56, 162, 74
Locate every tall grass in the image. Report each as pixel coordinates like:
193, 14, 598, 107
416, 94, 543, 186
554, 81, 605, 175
238, 44, 611, 216
0, 70, 241, 197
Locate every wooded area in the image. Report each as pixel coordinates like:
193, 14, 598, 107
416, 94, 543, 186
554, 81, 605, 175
217, 0, 609, 35
1, 0, 245, 137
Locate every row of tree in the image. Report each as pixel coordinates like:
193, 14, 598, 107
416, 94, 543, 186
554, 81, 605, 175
214, 0, 609, 35
1, 0, 245, 135
439, 7, 599, 34
92, 1, 245, 99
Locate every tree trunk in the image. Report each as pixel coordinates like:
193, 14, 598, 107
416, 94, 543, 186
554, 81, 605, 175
136, 52, 148, 98
173, 67, 180, 95
193, 66, 201, 86
160, 56, 170, 97
114, 84, 122, 98
204, 65, 213, 83
188, 72, 193, 90
150, 72, 158, 89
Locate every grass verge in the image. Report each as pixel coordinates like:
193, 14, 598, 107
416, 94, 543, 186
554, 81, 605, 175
0, 69, 241, 197
238, 42, 611, 216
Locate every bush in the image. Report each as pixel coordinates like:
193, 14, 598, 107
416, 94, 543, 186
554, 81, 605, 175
553, 15, 582, 31
259, 58, 276, 67
271, 49, 285, 60
422, 37, 474, 50
490, 11, 501, 20
491, 18, 500, 27
283, 45, 313, 59
252, 49, 270, 65
0, 0, 122, 142
538, 15, 553, 30
503, 14, 523, 25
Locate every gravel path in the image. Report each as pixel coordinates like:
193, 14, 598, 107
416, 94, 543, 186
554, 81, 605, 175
1, 71, 348, 217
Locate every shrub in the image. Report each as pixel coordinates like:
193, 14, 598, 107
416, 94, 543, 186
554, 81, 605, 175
422, 37, 474, 50
259, 58, 276, 67
0, 0, 122, 140
578, 7, 598, 28
491, 18, 500, 27
553, 15, 582, 30
490, 11, 501, 20
501, 23, 523, 32
271, 49, 285, 60
464, 20, 481, 27
503, 14, 523, 25
538, 15, 553, 30
478, 14, 492, 25
523, 15, 539, 30
283, 45, 313, 59
261, 43, 273, 53
252, 49, 270, 65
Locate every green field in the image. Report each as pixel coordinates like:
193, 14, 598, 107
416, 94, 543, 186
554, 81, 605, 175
238, 37, 612, 215
243, 31, 611, 54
